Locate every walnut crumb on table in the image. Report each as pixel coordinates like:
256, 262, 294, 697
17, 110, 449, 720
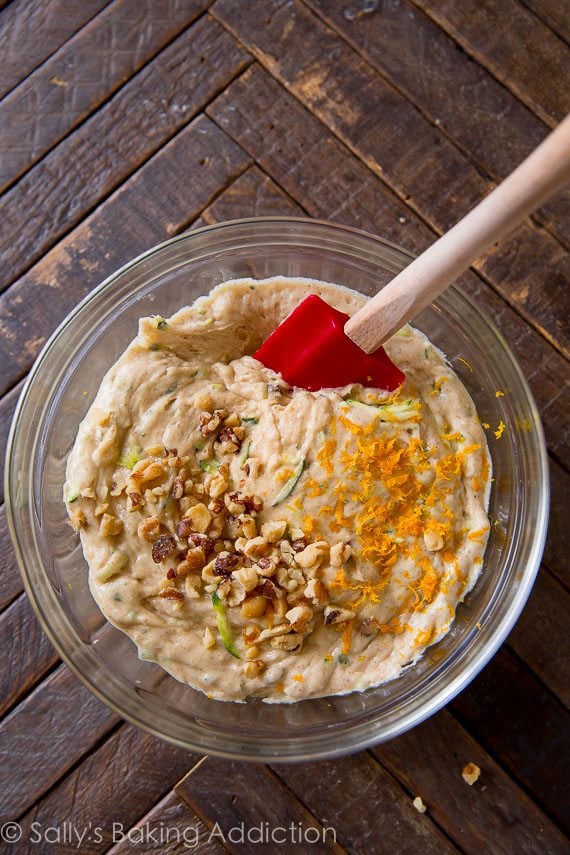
462, 763, 481, 785
412, 796, 427, 813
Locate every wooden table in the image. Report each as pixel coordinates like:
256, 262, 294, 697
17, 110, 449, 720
0, 1, 568, 852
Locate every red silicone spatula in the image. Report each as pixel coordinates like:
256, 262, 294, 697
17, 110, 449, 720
254, 114, 570, 392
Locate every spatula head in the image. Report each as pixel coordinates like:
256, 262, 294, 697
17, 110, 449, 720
253, 294, 405, 392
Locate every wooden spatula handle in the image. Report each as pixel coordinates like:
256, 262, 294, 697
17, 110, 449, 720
345, 113, 570, 353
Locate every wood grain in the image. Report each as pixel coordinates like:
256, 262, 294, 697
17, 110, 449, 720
108, 790, 226, 855
306, 0, 569, 249
0, 378, 22, 505
0, 114, 251, 397
0, 0, 213, 194
520, 0, 570, 43
0, 666, 118, 820
273, 752, 459, 854
507, 567, 570, 707
19, 725, 199, 854
452, 649, 570, 831
0, 14, 250, 292
212, 0, 570, 357
0, 505, 21, 612
0, 595, 58, 717
0, 0, 110, 100
191, 164, 302, 229
545, 459, 570, 587
208, 65, 570, 466
374, 708, 569, 854
176, 757, 345, 854
410, 0, 570, 127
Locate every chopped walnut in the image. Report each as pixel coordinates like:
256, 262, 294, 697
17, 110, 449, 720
304, 578, 328, 606
254, 556, 275, 578
208, 498, 225, 515
239, 514, 257, 539
214, 552, 239, 577
138, 516, 161, 542
243, 659, 265, 678
170, 474, 185, 500
182, 502, 211, 533
330, 542, 352, 566
256, 579, 280, 600
158, 587, 184, 601
132, 460, 165, 485
260, 520, 287, 543
99, 513, 123, 538
69, 508, 87, 531
233, 566, 259, 593
270, 632, 303, 652
203, 626, 216, 649
285, 603, 313, 631
206, 472, 228, 499
412, 796, 427, 814
184, 575, 202, 599
199, 409, 226, 436
258, 624, 291, 641
276, 564, 304, 592
462, 763, 481, 786
243, 536, 269, 558
291, 538, 307, 553
423, 531, 445, 552
127, 492, 142, 511
294, 541, 329, 569
240, 595, 267, 619
215, 426, 241, 454
188, 533, 214, 553
323, 605, 355, 626
242, 625, 261, 645
151, 533, 177, 563
177, 547, 206, 575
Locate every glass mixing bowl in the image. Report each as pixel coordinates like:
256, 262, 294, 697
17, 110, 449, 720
5, 218, 549, 761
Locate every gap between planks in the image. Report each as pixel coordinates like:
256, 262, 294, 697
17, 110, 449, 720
0, 0, 217, 197
209, 10, 569, 360
300, 0, 569, 253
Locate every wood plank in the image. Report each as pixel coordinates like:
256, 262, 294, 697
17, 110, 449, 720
176, 757, 345, 854
0, 665, 119, 819
0, 113, 251, 398
0, 13, 251, 290
0, 378, 22, 505
520, 0, 570, 44
207, 66, 570, 466
19, 725, 199, 853
108, 789, 226, 854
305, 0, 570, 248
0, 505, 22, 611
410, 0, 570, 127
0, 0, 110, 101
212, 1, 570, 357
452, 648, 570, 831
507, 567, 570, 707
273, 752, 459, 854
192, 164, 302, 228
544, 458, 570, 587
0, 0, 213, 195
373, 708, 569, 854
0, 594, 58, 717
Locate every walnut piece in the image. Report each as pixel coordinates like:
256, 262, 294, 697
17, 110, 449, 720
151, 533, 177, 563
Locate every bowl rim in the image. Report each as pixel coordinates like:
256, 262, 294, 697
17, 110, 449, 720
5, 216, 550, 761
